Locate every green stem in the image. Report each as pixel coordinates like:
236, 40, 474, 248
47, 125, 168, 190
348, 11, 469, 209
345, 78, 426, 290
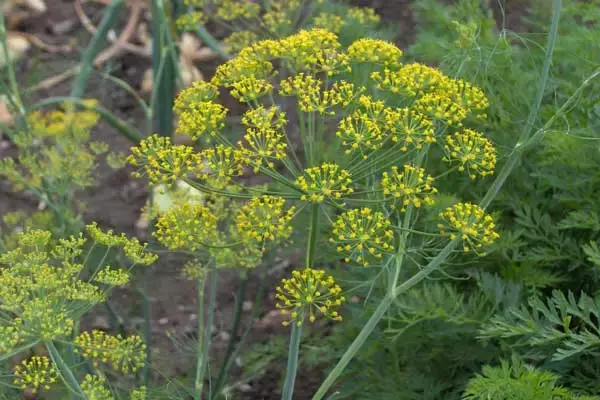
312, 2, 562, 398
0, 11, 25, 115
281, 324, 303, 400
141, 269, 153, 387
46, 341, 84, 398
71, 0, 124, 99
212, 274, 249, 398
194, 276, 207, 400
196, 266, 219, 399
306, 203, 320, 267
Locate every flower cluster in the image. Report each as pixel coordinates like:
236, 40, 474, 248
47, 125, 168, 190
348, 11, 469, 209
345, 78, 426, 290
381, 165, 438, 211
437, 202, 500, 253
336, 96, 387, 158
154, 203, 218, 251
443, 129, 497, 179
235, 196, 295, 245
330, 208, 394, 266
280, 74, 358, 114
275, 268, 345, 326
75, 330, 147, 374
296, 163, 354, 203
13, 356, 58, 394
128, 135, 199, 185
81, 374, 113, 400
347, 38, 403, 68
94, 266, 130, 286
175, 100, 228, 140
384, 107, 436, 151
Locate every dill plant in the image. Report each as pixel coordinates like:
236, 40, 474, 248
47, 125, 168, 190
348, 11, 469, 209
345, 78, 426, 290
176, 0, 384, 56
0, 224, 156, 398
127, 28, 502, 398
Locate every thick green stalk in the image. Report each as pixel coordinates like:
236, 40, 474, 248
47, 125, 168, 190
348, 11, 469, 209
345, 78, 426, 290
281, 324, 303, 400
151, 0, 176, 138
71, 0, 124, 99
196, 267, 219, 399
194, 277, 207, 400
46, 341, 84, 398
212, 274, 249, 398
312, 2, 562, 398
0, 11, 25, 115
141, 269, 153, 387
306, 203, 320, 267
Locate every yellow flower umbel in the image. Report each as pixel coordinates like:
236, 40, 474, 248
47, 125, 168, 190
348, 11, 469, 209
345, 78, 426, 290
94, 266, 130, 286
154, 203, 218, 251
224, 30, 260, 54
336, 96, 387, 158
330, 208, 394, 266
75, 330, 147, 374
275, 268, 345, 326
230, 76, 273, 103
384, 108, 435, 151
198, 144, 245, 183
381, 165, 438, 211
127, 135, 200, 186
216, 0, 261, 21
235, 195, 295, 245
13, 356, 58, 394
175, 100, 228, 140
296, 163, 354, 203
347, 6, 381, 25
443, 129, 497, 179
437, 202, 500, 253
347, 38, 403, 68
313, 13, 344, 34
280, 73, 357, 114
81, 374, 113, 400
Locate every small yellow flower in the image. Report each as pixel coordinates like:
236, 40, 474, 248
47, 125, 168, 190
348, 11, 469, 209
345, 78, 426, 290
275, 268, 345, 326
381, 164, 438, 211
336, 96, 387, 158
81, 374, 113, 400
198, 145, 245, 183
296, 163, 354, 203
154, 203, 218, 251
437, 202, 500, 253
175, 100, 228, 140
414, 93, 467, 127
330, 208, 394, 266
235, 195, 296, 244
123, 238, 159, 265
347, 38, 403, 68
131, 386, 147, 400
280, 74, 358, 114
371, 64, 451, 97
176, 11, 207, 31
174, 81, 220, 107
443, 129, 497, 179
242, 106, 287, 131
94, 266, 130, 286
75, 330, 147, 374
240, 126, 288, 172
384, 108, 435, 151
347, 6, 380, 25
127, 135, 200, 186
224, 30, 259, 54
216, 0, 261, 21
13, 356, 58, 394
278, 29, 343, 73
313, 13, 345, 34
230, 76, 273, 103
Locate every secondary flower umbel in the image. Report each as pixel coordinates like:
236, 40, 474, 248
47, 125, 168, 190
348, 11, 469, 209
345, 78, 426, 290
275, 268, 345, 326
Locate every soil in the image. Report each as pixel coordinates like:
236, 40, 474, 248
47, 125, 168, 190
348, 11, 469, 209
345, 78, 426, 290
0, 1, 530, 399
